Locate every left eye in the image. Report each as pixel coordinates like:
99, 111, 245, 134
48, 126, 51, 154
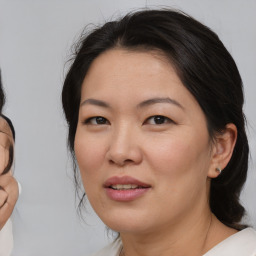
144, 115, 172, 125
84, 116, 109, 125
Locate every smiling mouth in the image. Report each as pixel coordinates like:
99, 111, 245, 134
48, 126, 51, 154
104, 176, 151, 190
110, 184, 149, 190
104, 176, 151, 201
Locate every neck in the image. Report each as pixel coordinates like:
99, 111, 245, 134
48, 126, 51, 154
120, 208, 214, 256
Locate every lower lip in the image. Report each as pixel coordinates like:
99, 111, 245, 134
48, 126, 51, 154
105, 187, 150, 201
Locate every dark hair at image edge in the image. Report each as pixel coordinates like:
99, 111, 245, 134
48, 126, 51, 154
0, 70, 6, 113
62, 9, 249, 229
0, 70, 15, 174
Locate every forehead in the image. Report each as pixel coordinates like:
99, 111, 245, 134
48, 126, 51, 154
79, 49, 207, 129
87, 48, 173, 75
81, 49, 185, 97
80, 49, 204, 114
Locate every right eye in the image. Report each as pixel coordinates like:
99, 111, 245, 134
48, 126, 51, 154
83, 116, 109, 125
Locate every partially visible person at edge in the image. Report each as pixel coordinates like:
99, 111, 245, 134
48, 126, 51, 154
62, 9, 256, 256
0, 70, 19, 256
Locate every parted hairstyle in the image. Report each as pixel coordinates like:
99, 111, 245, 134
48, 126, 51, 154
62, 9, 249, 229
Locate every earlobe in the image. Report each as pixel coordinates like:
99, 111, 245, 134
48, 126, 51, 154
208, 123, 237, 178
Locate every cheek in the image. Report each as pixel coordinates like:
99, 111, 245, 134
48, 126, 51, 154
74, 132, 106, 187
145, 131, 211, 189
146, 137, 211, 218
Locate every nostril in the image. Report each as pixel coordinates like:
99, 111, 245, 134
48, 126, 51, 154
108, 158, 134, 166
106, 144, 143, 166
109, 159, 115, 165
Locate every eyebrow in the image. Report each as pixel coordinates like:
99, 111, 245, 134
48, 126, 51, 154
137, 97, 184, 109
80, 97, 184, 110
80, 98, 110, 108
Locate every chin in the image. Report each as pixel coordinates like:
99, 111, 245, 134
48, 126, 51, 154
97, 209, 156, 235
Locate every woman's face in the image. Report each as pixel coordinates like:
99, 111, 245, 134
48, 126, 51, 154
75, 49, 216, 235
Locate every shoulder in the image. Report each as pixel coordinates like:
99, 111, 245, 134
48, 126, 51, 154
88, 238, 122, 256
204, 228, 256, 256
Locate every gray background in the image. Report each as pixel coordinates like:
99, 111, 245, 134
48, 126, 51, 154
0, 0, 255, 255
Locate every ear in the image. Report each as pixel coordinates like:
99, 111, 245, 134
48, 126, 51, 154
208, 123, 237, 178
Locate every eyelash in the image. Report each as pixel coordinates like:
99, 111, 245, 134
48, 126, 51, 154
83, 115, 173, 126
83, 116, 109, 125
144, 115, 173, 125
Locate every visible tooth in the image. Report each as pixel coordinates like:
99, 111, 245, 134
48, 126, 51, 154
123, 184, 132, 189
111, 184, 139, 190
116, 184, 123, 190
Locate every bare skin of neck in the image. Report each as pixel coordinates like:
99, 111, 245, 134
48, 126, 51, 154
120, 212, 237, 256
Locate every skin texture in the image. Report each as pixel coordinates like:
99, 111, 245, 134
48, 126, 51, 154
0, 116, 18, 230
75, 49, 238, 256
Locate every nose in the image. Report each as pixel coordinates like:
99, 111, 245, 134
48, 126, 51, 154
106, 125, 143, 167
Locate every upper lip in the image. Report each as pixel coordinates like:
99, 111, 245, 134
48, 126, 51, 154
103, 176, 151, 188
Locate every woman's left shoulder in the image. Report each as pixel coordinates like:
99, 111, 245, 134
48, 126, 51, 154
204, 228, 256, 256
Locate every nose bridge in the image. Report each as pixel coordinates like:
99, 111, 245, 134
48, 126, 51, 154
107, 121, 142, 165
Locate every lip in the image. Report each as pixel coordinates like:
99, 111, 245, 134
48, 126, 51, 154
104, 176, 151, 188
104, 176, 151, 202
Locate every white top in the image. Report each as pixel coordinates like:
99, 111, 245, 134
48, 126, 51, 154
0, 182, 21, 256
90, 228, 256, 256
0, 219, 13, 256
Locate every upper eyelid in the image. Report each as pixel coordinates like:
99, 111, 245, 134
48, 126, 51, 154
144, 115, 174, 124
83, 116, 110, 124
